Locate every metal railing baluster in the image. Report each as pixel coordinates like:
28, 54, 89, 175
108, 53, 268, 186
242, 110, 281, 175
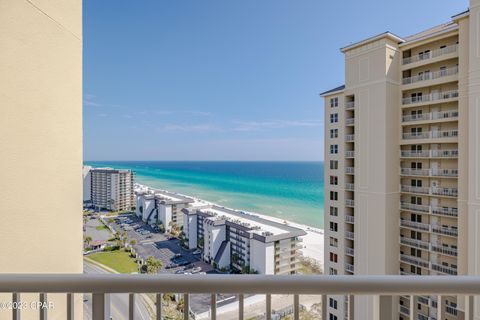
293, 294, 299, 320
266, 294, 271, 320
67, 293, 74, 320
183, 293, 189, 320
39, 293, 47, 320
129, 293, 135, 320
156, 293, 162, 320
238, 294, 244, 320
210, 294, 216, 320
12, 293, 20, 320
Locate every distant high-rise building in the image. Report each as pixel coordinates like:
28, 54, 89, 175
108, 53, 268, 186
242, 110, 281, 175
83, 166, 92, 204
90, 168, 135, 211
321, 1, 480, 319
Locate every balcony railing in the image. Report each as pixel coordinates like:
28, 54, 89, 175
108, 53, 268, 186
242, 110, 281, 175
401, 130, 458, 140
402, 44, 458, 65
345, 231, 355, 240
345, 167, 355, 174
345, 150, 355, 157
400, 237, 457, 257
400, 149, 458, 158
345, 214, 355, 223
402, 90, 459, 105
346, 118, 355, 125
345, 263, 355, 273
400, 236, 430, 250
345, 183, 355, 191
400, 185, 458, 197
402, 66, 459, 85
346, 199, 355, 207
345, 134, 355, 142
402, 110, 458, 123
345, 247, 354, 256
400, 254, 430, 268
400, 168, 458, 177
345, 101, 355, 109
400, 202, 458, 217
3, 274, 480, 319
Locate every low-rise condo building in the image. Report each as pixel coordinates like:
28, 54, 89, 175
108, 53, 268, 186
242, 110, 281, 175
88, 167, 135, 211
321, 1, 480, 319
134, 185, 203, 230
182, 205, 306, 275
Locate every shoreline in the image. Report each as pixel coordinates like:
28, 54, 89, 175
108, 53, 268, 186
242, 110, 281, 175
136, 183, 324, 268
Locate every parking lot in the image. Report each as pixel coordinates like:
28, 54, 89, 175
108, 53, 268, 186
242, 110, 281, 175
105, 213, 238, 314
107, 213, 214, 275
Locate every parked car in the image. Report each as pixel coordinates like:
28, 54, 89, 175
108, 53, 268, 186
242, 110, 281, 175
174, 253, 182, 259
192, 249, 202, 255
166, 263, 178, 269
175, 269, 185, 274
191, 267, 202, 273
140, 230, 150, 235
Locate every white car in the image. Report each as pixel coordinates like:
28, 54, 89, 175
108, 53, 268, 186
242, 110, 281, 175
191, 267, 202, 273
192, 249, 202, 255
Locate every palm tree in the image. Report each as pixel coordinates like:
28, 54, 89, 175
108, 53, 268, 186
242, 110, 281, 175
145, 256, 162, 274
84, 236, 92, 248
130, 239, 137, 246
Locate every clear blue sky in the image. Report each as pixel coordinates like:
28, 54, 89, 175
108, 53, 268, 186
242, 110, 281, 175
83, 0, 467, 161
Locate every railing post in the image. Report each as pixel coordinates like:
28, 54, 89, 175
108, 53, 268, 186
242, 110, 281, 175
436, 295, 444, 320
321, 295, 327, 320
12, 293, 20, 320
67, 293, 74, 320
409, 296, 415, 319
210, 294, 216, 320
129, 293, 135, 320
293, 294, 299, 320
92, 293, 110, 320
466, 295, 474, 320
156, 293, 162, 320
266, 294, 271, 320
183, 293, 189, 320
39, 293, 47, 320
238, 294, 244, 320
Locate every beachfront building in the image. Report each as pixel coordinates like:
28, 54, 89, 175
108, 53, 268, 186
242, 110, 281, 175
182, 205, 306, 275
83, 166, 92, 205
89, 168, 135, 211
134, 185, 200, 231
321, 2, 480, 320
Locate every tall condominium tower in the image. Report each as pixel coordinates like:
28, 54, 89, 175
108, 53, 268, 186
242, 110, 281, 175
90, 168, 135, 211
321, 1, 480, 319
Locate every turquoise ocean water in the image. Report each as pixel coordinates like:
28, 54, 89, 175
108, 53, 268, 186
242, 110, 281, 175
84, 161, 324, 228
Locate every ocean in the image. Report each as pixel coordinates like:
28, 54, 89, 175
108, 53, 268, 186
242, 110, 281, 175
84, 161, 324, 228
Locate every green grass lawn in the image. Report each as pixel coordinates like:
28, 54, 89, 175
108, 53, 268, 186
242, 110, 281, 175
95, 225, 109, 231
88, 249, 138, 273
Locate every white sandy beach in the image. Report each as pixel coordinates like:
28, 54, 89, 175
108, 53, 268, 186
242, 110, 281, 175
136, 183, 324, 267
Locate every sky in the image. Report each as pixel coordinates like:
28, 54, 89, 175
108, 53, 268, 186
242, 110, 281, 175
83, 0, 468, 161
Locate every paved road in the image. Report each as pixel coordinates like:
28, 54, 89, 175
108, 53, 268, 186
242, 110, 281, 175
83, 262, 152, 320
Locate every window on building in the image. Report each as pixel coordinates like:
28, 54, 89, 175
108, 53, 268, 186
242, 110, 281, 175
329, 267, 338, 275
329, 313, 338, 320
330, 129, 338, 138
329, 252, 338, 263
330, 160, 338, 170
330, 113, 338, 123
330, 97, 338, 108
330, 191, 338, 201
330, 176, 338, 185
330, 144, 338, 154
329, 237, 338, 248
329, 206, 338, 216
329, 298, 338, 309
329, 222, 338, 232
